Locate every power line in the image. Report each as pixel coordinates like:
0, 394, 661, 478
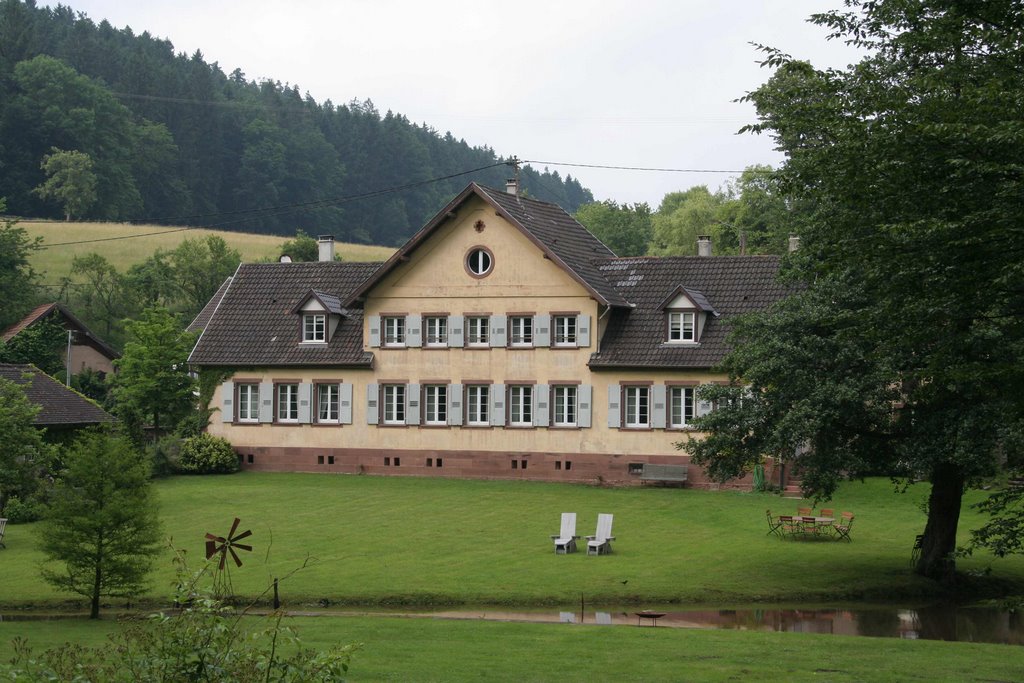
39, 161, 510, 249
523, 159, 748, 174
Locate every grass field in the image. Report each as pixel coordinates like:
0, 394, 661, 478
2, 614, 1022, 682
20, 220, 395, 284
3, 474, 1022, 609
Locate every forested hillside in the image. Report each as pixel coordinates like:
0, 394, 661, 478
0, 0, 593, 245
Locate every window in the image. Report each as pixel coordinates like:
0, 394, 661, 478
317, 383, 340, 423
424, 384, 447, 425
466, 248, 493, 276
383, 384, 405, 424
553, 315, 577, 346
277, 383, 299, 422
424, 316, 448, 346
466, 316, 489, 346
669, 386, 695, 428
383, 316, 405, 346
237, 384, 259, 422
668, 311, 696, 342
509, 385, 533, 426
509, 316, 533, 346
466, 385, 489, 425
303, 313, 326, 342
552, 385, 577, 427
625, 386, 650, 428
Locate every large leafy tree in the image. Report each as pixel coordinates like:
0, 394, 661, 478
112, 306, 196, 439
168, 236, 241, 317
685, 1, 1024, 583
0, 202, 42, 330
40, 429, 162, 619
574, 200, 653, 256
0, 376, 53, 516
33, 147, 97, 220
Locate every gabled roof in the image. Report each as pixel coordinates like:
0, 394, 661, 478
657, 285, 718, 316
187, 276, 233, 334
589, 256, 787, 369
345, 183, 630, 308
188, 262, 381, 366
291, 289, 347, 316
2, 303, 120, 360
0, 363, 115, 426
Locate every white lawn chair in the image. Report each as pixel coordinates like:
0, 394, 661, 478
0, 518, 7, 549
587, 513, 615, 555
551, 512, 580, 554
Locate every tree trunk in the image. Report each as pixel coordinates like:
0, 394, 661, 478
91, 539, 103, 619
914, 461, 965, 583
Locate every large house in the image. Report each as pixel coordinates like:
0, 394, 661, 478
189, 183, 788, 487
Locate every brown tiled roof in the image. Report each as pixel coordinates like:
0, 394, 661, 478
0, 363, 115, 425
2, 303, 119, 359
589, 256, 787, 369
187, 276, 233, 333
346, 183, 630, 308
188, 262, 381, 366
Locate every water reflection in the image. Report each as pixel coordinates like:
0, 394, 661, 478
418, 605, 1024, 645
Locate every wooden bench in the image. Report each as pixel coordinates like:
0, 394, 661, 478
640, 463, 688, 485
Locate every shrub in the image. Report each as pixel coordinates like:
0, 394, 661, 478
147, 434, 182, 477
177, 434, 239, 474
3, 495, 46, 523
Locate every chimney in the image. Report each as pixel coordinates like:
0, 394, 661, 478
505, 178, 518, 195
697, 235, 712, 257
788, 234, 801, 253
318, 235, 335, 262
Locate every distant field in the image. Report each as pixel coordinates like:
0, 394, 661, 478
20, 220, 395, 284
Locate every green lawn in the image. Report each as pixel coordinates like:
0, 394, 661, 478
2, 615, 1022, 682
3, 473, 1022, 609
22, 220, 395, 283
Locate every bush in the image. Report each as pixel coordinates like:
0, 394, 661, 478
148, 434, 182, 477
3, 495, 46, 523
177, 433, 239, 474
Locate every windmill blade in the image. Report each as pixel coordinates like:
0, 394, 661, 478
229, 547, 244, 568
228, 517, 241, 538
232, 543, 253, 553
205, 540, 218, 560
205, 533, 226, 542
231, 529, 253, 542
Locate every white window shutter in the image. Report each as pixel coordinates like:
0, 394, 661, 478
607, 385, 621, 428
448, 314, 464, 347
368, 315, 381, 347
366, 383, 379, 425
298, 382, 313, 424
448, 383, 463, 425
259, 381, 274, 423
533, 314, 550, 347
405, 314, 422, 347
577, 314, 591, 348
339, 383, 353, 424
652, 384, 667, 429
533, 384, 550, 427
221, 381, 234, 422
406, 383, 421, 425
490, 383, 505, 426
578, 384, 593, 428
489, 314, 507, 347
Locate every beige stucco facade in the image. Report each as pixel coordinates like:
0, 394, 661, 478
203, 196, 758, 487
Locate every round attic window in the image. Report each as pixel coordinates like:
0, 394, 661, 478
466, 247, 493, 278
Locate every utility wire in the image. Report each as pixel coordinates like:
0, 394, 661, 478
523, 159, 749, 174
39, 161, 510, 249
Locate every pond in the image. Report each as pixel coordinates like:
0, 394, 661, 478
3, 603, 1022, 645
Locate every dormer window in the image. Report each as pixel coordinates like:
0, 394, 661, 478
303, 313, 326, 343
668, 312, 696, 342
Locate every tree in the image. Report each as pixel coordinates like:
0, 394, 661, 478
40, 429, 161, 619
33, 148, 98, 220
648, 186, 724, 255
168, 236, 241, 317
70, 253, 134, 344
112, 306, 196, 439
684, 1, 1024, 583
0, 316, 66, 378
574, 201, 653, 256
0, 202, 42, 330
0, 377, 53, 516
278, 229, 321, 262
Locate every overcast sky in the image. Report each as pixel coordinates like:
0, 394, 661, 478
43, 1, 864, 208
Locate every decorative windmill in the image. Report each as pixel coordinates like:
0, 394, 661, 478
204, 517, 253, 598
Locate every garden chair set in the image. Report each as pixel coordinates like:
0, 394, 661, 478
551, 513, 615, 555
766, 509, 854, 541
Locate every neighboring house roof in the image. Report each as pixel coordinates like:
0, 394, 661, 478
187, 276, 234, 334
589, 256, 787, 369
0, 363, 115, 426
1, 302, 120, 360
188, 262, 381, 366
345, 183, 630, 308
